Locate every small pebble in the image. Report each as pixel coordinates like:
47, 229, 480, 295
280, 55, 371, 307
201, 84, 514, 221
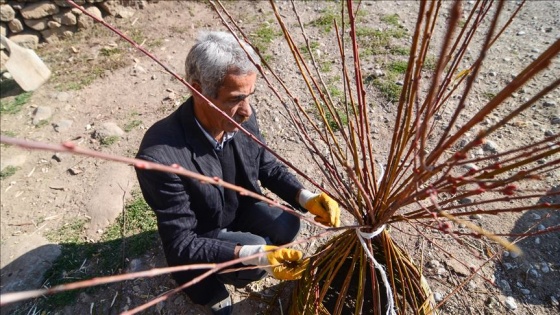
499, 279, 511, 292
516, 31, 526, 36
482, 139, 499, 153
433, 292, 444, 302
541, 264, 550, 273
528, 268, 539, 278
530, 213, 542, 220
551, 296, 559, 307
543, 100, 557, 107
428, 260, 440, 268
520, 288, 531, 295
504, 296, 517, 310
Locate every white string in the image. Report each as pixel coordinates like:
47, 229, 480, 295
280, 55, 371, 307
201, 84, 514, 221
356, 225, 396, 315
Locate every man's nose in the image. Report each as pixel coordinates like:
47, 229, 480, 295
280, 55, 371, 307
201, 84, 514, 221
238, 99, 252, 117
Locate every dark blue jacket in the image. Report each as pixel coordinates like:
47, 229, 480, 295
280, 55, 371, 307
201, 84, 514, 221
135, 97, 303, 303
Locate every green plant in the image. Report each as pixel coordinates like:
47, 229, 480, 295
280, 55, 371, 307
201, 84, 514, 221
0, 166, 19, 179
0, 92, 32, 114
100, 135, 120, 146
381, 13, 400, 27
35, 120, 50, 128
388, 60, 408, 74
124, 119, 142, 132
40, 194, 157, 310
309, 8, 340, 33
250, 23, 281, 55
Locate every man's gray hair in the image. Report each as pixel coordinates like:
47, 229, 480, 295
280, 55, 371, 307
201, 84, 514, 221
185, 31, 261, 98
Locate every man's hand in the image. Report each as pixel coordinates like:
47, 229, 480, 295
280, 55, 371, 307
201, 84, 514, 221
239, 245, 308, 280
299, 190, 341, 227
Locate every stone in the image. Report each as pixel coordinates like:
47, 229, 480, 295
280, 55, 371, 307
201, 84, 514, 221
8, 18, 24, 33
0, 50, 7, 72
8, 33, 40, 50
10, 3, 25, 11
116, 7, 135, 19
32, 106, 52, 125
55, 91, 72, 102
446, 259, 470, 276
84, 163, 134, 239
24, 17, 49, 31
77, 13, 93, 29
433, 292, 444, 302
53, 10, 77, 26
0, 22, 6, 37
41, 26, 75, 44
20, 1, 59, 20
504, 296, 517, 310
84, 5, 103, 21
48, 20, 61, 29
54, 0, 86, 7
0, 4, 15, 22
543, 100, 557, 107
94, 122, 124, 140
427, 260, 440, 268
482, 139, 499, 153
520, 288, 531, 295
499, 279, 512, 293
530, 213, 541, 220
53, 119, 73, 132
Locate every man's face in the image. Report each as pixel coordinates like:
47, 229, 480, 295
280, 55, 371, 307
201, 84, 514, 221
205, 72, 257, 134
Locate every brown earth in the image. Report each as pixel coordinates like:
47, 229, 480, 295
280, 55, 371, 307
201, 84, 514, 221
1, 1, 559, 315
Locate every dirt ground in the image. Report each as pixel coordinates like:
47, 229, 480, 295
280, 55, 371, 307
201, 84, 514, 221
1, 1, 559, 315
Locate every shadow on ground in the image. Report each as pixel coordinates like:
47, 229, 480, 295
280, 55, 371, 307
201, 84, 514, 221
494, 185, 560, 309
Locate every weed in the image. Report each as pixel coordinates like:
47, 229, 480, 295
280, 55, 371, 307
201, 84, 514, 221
124, 120, 142, 132
356, 27, 407, 56
324, 107, 348, 132
40, 194, 157, 310
100, 47, 123, 57
250, 23, 281, 56
100, 136, 120, 146
34, 120, 50, 128
46, 219, 87, 244
102, 192, 157, 256
388, 60, 408, 74
381, 13, 400, 27
389, 46, 410, 56
0, 92, 33, 114
300, 41, 320, 56
320, 61, 333, 73
0, 166, 19, 179
1, 130, 17, 137
328, 85, 343, 99
371, 71, 402, 103
309, 8, 340, 33
483, 91, 497, 100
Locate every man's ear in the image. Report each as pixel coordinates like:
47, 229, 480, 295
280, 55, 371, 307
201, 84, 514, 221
191, 81, 203, 95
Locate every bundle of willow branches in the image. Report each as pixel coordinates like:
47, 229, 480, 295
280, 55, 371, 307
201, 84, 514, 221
1, 0, 558, 314
211, 0, 559, 314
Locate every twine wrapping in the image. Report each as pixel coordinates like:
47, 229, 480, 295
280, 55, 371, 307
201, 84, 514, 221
356, 225, 396, 315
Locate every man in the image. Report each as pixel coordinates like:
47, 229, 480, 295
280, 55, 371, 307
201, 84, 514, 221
135, 31, 340, 315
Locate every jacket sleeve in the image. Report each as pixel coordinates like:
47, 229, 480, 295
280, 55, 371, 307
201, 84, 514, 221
135, 154, 237, 266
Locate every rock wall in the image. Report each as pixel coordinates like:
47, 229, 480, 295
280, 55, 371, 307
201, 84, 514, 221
0, 0, 154, 49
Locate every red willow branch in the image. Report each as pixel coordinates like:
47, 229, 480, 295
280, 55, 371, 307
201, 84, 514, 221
0, 136, 323, 229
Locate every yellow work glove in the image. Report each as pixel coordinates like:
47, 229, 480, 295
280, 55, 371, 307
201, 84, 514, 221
239, 245, 308, 280
299, 190, 341, 227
